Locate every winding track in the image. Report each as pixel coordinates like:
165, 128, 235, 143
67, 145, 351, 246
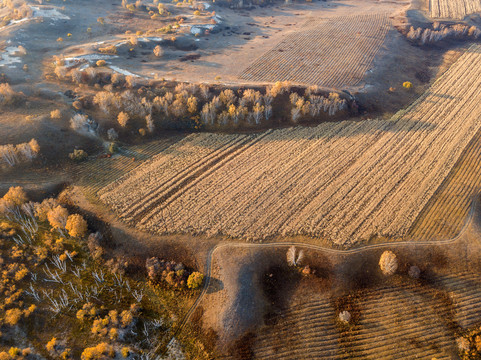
151, 197, 478, 358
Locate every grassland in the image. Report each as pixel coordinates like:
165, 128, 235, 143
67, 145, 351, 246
240, 13, 391, 88
99, 44, 481, 245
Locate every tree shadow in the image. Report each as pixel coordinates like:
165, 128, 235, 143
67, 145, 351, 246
206, 277, 224, 294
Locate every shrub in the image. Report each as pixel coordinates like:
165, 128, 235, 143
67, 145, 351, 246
286, 246, 304, 267
50, 109, 62, 119
121, 347, 130, 358
8, 348, 20, 357
403, 81, 413, 89
65, 214, 88, 238
107, 128, 118, 141
108, 142, 118, 155
187, 271, 204, 289
46, 337, 57, 352
69, 149, 88, 162
96, 60, 107, 67
379, 251, 398, 275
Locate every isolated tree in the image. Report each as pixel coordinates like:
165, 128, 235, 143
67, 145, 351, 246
117, 112, 130, 128
107, 128, 118, 141
50, 109, 62, 119
66, 214, 88, 238
379, 251, 398, 275
187, 272, 204, 289
2, 186, 27, 207
0, 83, 19, 106
408, 265, 421, 279
286, 246, 304, 267
70, 114, 89, 131
338, 311, 351, 324
47, 205, 69, 230
153, 45, 163, 57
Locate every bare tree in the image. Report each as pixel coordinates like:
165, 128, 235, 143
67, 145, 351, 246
287, 246, 304, 267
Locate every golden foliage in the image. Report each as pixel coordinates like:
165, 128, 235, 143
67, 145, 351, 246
2, 186, 27, 207
65, 214, 88, 238
47, 205, 69, 230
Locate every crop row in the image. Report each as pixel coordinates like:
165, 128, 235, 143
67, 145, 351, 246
249, 272, 481, 359
408, 125, 481, 240
430, 0, 481, 19
239, 13, 391, 88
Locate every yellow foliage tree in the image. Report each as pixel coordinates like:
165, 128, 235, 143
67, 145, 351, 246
47, 205, 69, 230
65, 214, 88, 238
187, 271, 204, 289
81, 342, 114, 360
5, 308, 22, 325
2, 186, 27, 207
117, 112, 130, 128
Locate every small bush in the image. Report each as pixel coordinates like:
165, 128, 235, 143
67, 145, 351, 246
69, 149, 88, 162
50, 109, 62, 119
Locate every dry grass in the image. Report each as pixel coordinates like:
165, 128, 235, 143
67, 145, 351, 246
239, 13, 391, 88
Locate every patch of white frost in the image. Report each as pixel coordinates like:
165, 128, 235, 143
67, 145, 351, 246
0, 46, 23, 67
31, 6, 70, 20
109, 65, 140, 77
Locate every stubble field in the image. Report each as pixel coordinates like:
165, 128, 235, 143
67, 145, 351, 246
430, 0, 481, 19
239, 13, 391, 88
99, 45, 481, 245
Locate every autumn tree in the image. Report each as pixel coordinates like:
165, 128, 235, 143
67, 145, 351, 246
66, 214, 88, 238
187, 272, 204, 289
2, 186, 27, 207
379, 251, 398, 275
47, 205, 69, 230
153, 45, 163, 57
117, 112, 130, 128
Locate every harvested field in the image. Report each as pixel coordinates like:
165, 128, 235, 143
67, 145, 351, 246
100, 45, 481, 245
239, 13, 391, 88
430, 0, 481, 19
408, 126, 481, 241
251, 274, 481, 359
253, 296, 341, 359
75, 136, 183, 198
